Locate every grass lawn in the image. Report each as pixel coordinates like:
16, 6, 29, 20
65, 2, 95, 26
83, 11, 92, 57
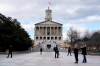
88, 51, 100, 56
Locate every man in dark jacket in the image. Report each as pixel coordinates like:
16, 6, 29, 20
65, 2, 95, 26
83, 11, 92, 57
53, 45, 59, 58
73, 44, 79, 63
67, 47, 72, 56
39, 43, 43, 54
81, 44, 87, 63
7, 45, 12, 58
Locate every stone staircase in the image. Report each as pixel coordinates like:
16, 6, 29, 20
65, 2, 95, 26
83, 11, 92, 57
32, 47, 67, 52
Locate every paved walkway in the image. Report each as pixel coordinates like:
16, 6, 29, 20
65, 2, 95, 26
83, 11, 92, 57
0, 52, 100, 66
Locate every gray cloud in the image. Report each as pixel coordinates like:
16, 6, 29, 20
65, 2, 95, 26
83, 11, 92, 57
0, 0, 100, 20
70, 6, 100, 19
1, 0, 100, 39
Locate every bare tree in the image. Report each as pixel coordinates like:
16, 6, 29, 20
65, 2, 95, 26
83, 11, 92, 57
82, 30, 91, 44
90, 31, 100, 51
67, 27, 80, 46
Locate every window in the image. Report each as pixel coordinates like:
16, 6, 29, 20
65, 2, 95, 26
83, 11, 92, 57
36, 37, 38, 40
47, 37, 50, 40
40, 37, 42, 40
51, 37, 53, 40
44, 37, 46, 39
59, 37, 61, 40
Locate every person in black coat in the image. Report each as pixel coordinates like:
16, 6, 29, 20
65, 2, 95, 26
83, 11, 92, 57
67, 47, 72, 56
73, 44, 79, 63
81, 44, 87, 63
53, 45, 59, 58
7, 45, 12, 58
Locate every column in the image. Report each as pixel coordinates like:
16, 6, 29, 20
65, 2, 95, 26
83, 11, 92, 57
51, 27, 54, 35
51, 27, 53, 35
42, 27, 43, 35
46, 27, 47, 40
50, 27, 51, 35
39, 27, 40, 35
54, 27, 55, 35
50, 27, 51, 40
58, 27, 60, 35
38, 27, 39, 40
55, 27, 57, 35
43, 27, 45, 35
40, 27, 41, 35
59, 27, 61, 35
46, 27, 47, 35
40, 27, 42, 35
41, 27, 42, 35
57, 27, 58, 36
61, 27, 62, 36
57, 27, 58, 40
44, 27, 46, 35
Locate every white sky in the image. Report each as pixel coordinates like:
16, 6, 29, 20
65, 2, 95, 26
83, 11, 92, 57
0, 0, 100, 40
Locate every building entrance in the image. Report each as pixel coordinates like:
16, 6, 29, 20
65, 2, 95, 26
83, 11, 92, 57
47, 44, 51, 49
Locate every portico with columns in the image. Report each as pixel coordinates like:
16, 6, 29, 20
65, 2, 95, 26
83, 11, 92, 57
34, 7, 63, 49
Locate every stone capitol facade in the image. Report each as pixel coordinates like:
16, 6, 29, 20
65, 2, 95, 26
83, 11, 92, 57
34, 7, 63, 49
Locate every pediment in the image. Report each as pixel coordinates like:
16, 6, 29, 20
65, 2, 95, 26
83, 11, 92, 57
35, 20, 62, 26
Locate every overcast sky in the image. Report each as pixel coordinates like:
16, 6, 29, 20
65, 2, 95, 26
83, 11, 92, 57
0, 0, 100, 40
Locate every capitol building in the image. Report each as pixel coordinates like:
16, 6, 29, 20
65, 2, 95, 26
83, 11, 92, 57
34, 7, 63, 49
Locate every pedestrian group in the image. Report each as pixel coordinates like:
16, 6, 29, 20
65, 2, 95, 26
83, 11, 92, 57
39, 42, 87, 64
6, 43, 87, 64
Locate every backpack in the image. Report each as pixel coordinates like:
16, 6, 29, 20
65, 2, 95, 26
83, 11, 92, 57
53, 47, 56, 51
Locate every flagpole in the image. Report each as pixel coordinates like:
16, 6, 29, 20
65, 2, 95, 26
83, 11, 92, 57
48, 0, 51, 9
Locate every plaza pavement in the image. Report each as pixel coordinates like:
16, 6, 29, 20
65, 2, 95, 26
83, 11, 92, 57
0, 52, 100, 66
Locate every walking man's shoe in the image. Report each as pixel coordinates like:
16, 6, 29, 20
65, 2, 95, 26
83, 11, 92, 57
75, 62, 78, 63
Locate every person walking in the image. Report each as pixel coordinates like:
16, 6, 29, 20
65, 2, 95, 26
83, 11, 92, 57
67, 47, 72, 56
7, 45, 12, 58
39, 42, 43, 54
73, 44, 79, 63
81, 44, 87, 63
53, 45, 59, 58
